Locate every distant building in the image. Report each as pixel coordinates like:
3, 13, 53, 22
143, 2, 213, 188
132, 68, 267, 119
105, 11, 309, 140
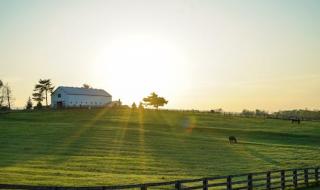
51, 86, 112, 108
106, 99, 122, 108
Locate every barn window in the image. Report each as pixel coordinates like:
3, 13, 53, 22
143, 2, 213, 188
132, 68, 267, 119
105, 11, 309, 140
58, 94, 61, 98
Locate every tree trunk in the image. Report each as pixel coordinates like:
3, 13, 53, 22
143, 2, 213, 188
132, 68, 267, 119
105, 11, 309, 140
45, 90, 48, 106
0, 92, 3, 107
6, 88, 10, 109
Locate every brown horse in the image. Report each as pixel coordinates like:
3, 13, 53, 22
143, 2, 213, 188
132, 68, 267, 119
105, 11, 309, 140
229, 136, 237, 144
291, 118, 301, 124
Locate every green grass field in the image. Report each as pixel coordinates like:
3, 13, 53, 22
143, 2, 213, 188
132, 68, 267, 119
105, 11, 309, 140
0, 109, 319, 186
299, 186, 320, 190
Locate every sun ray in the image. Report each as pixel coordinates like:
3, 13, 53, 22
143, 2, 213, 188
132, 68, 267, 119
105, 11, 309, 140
138, 111, 146, 172
106, 110, 132, 171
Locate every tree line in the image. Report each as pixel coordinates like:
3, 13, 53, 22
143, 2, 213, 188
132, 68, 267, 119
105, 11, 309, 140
0, 78, 56, 110
209, 108, 320, 121
0, 77, 176, 111
271, 109, 320, 121
1, 78, 319, 119
239, 109, 320, 120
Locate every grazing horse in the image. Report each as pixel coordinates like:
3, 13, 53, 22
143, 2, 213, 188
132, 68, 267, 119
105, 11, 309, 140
291, 118, 301, 124
229, 136, 237, 144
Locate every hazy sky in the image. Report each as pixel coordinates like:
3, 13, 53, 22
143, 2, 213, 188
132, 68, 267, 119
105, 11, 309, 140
1, 0, 320, 111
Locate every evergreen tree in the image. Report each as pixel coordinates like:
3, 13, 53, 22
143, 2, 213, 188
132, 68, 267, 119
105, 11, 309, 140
26, 97, 33, 110
35, 102, 43, 109
138, 102, 144, 111
131, 102, 137, 110
34, 79, 54, 106
32, 91, 44, 109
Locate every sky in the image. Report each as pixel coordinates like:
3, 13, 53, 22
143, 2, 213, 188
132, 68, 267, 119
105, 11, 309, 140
0, 0, 320, 111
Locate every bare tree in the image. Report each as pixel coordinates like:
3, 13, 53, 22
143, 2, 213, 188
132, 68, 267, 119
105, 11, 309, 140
3, 83, 13, 109
0, 81, 4, 107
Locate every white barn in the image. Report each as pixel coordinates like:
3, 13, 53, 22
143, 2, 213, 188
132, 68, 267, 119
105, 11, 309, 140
51, 86, 112, 108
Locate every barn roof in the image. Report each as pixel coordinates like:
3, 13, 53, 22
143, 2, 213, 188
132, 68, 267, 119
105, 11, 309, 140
54, 86, 112, 97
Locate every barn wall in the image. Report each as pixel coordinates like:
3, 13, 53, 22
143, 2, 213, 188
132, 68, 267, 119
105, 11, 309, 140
51, 88, 68, 108
51, 87, 112, 108
64, 95, 111, 107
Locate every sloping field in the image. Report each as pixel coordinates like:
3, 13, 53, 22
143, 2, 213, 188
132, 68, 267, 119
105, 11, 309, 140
0, 109, 319, 186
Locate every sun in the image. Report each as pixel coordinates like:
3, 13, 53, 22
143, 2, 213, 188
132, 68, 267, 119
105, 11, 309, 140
92, 35, 191, 106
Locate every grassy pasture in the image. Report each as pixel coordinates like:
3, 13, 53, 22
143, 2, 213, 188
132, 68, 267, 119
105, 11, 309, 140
0, 109, 319, 186
298, 186, 320, 190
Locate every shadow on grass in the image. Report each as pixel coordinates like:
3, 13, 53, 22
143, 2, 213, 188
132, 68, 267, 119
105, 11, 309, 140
0, 109, 119, 168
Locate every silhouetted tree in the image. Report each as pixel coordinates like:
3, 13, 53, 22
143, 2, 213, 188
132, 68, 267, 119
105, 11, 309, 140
0, 80, 3, 107
82, 84, 91, 89
210, 108, 223, 114
35, 102, 43, 109
2, 83, 13, 109
138, 102, 144, 111
34, 79, 54, 106
0, 81, 15, 110
241, 109, 255, 117
26, 97, 33, 110
32, 91, 44, 109
143, 92, 168, 109
271, 109, 320, 121
255, 109, 268, 117
131, 102, 137, 110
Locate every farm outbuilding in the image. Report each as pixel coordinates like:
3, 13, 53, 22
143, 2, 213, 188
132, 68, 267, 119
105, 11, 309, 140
51, 86, 112, 108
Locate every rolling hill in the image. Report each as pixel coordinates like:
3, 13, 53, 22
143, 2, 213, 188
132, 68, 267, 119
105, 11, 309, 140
0, 109, 319, 186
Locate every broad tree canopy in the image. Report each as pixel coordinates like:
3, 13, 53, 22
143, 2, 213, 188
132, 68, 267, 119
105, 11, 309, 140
143, 92, 168, 109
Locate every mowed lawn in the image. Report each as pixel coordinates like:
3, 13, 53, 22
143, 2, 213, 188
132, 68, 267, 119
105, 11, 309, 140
0, 109, 319, 186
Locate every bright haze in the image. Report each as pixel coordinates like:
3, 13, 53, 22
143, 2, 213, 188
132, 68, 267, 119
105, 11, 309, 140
1, 0, 320, 111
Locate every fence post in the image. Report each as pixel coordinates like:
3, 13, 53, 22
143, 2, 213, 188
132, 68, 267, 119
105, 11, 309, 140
247, 174, 253, 190
304, 169, 309, 186
175, 181, 181, 190
266, 171, 271, 190
293, 169, 298, 188
280, 170, 285, 190
203, 178, 208, 190
140, 184, 147, 190
315, 167, 319, 184
227, 176, 232, 190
